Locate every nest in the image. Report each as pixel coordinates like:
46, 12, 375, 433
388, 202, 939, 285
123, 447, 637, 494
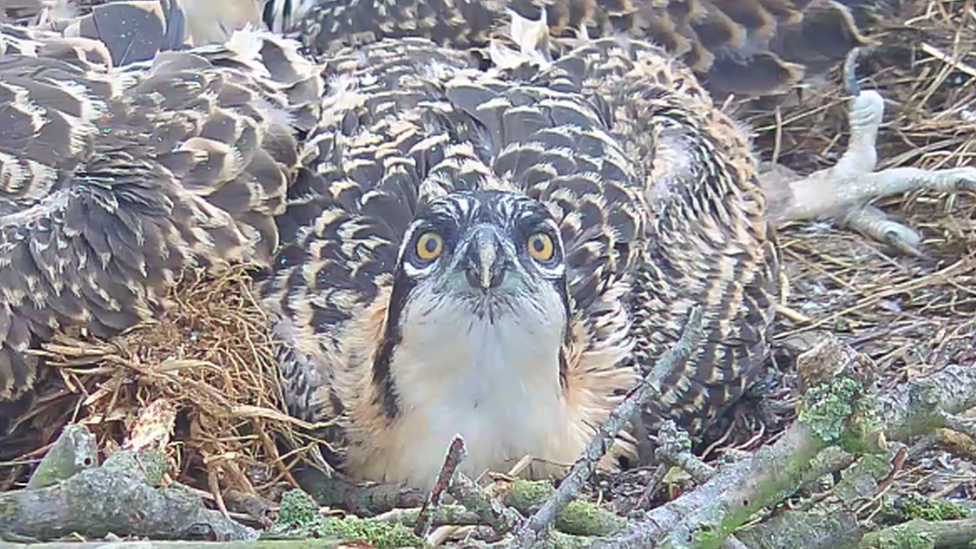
734, 0, 976, 499
0, 266, 316, 512
743, 0, 976, 373
2, 0, 975, 515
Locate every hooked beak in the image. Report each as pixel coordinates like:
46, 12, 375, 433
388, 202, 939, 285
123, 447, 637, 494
461, 225, 509, 291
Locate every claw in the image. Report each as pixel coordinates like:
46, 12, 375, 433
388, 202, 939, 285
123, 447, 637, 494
843, 47, 862, 97
841, 205, 925, 258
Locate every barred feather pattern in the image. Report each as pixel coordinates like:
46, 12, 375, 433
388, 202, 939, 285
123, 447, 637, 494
562, 40, 787, 444
277, 0, 871, 99
0, 23, 322, 401
260, 36, 784, 481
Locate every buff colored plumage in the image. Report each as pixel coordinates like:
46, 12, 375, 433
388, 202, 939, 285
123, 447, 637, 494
258, 10, 976, 489
0, 19, 322, 401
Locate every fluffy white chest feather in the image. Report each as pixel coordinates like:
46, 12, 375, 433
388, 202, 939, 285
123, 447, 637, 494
380, 295, 572, 488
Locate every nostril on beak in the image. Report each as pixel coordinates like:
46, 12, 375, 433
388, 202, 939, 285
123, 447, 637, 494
463, 226, 508, 290
464, 261, 506, 290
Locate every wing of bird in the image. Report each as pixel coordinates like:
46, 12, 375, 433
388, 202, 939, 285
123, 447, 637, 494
0, 22, 321, 401
4, 0, 269, 63
272, 0, 894, 100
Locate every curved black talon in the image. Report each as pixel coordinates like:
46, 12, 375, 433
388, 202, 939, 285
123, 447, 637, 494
843, 47, 863, 97
884, 230, 926, 259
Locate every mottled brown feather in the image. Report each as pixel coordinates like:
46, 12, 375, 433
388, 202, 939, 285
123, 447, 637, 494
0, 23, 321, 401
260, 36, 784, 485
275, 0, 876, 100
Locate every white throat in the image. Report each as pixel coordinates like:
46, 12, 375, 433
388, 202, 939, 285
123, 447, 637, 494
386, 287, 569, 487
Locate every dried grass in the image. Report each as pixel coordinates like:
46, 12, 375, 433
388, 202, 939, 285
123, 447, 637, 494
0, 266, 315, 507
734, 0, 976, 500
739, 0, 976, 377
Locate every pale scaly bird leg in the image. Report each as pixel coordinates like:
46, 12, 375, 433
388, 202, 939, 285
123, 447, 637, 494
762, 88, 976, 256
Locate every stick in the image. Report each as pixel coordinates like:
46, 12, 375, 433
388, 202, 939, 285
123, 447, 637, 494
415, 435, 467, 537
1, 449, 255, 541
860, 518, 976, 548
448, 472, 524, 534
653, 420, 716, 484
374, 505, 484, 528
26, 424, 98, 489
509, 305, 705, 549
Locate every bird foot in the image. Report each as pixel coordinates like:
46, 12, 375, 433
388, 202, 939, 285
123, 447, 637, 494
761, 90, 976, 256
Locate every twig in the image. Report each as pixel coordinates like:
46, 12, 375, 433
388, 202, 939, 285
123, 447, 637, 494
416, 435, 467, 537
631, 464, 668, 512
582, 341, 976, 549
654, 421, 717, 484
374, 505, 484, 528
593, 419, 831, 549
588, 334, 868, 548
509, 305, 705, 549
448, 473, 523, 534
937, 410, 976, 440
876, 364, 976, 442
293, 466, 426, 516
860, 518, 976, 548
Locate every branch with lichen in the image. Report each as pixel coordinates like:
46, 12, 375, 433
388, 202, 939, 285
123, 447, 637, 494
2, 402, 257, 542
0, 442, 256, 541
580, 336, 976, 549
272, 323, 976, 549
860, 518, 976, 549
10, 328, 976, 548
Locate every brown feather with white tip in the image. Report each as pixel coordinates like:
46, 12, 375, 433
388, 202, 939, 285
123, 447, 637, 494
0, 22, 321, 402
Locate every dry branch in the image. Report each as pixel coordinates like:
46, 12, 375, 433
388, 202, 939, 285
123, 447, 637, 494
292, 466, 425, 516
654, 421, 717, 484
0, 542, 344, 549
860, 517, 976, 548
415, 435, 467, 537
583, 339, 976, 549
0, 446, 255, 541
449, 472, 523, 533
876, 364, 976, 443
510, 305, 705, 549
734, 510, 862, 549
25, 424, 98, 489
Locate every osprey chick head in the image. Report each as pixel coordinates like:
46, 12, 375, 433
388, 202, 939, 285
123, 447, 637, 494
391, 189, 571, 327
352, 190, 581, 487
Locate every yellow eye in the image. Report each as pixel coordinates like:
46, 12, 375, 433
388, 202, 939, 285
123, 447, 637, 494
527, 232, 554, 262
416, 231, 443, 261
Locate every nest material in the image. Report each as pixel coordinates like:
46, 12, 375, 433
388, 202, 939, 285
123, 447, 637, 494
744, 0, 976, 374
2, 0, 976, 514
0, 266, 314, 511
734, 0, 976, 502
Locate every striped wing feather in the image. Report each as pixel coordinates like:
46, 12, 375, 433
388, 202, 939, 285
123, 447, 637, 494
282, 0, 872, 100
261, 36, 783, 464
0, 23, 321, 400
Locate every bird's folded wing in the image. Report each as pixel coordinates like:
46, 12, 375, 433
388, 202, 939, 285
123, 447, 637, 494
0, 23, 321, 400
